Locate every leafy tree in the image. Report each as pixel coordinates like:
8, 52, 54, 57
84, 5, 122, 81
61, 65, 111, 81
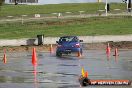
0, 0, 18, 6
0, 0, 4, 11
0, 0, 4, 6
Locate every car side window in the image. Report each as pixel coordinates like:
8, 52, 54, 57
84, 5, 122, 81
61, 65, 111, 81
59, 36, 79, 43
59, 38, 67, 43
62, 38, 66, 42
72, 37, 78, 42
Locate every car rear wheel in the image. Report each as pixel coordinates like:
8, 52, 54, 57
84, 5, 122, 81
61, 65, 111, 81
56, 51, 62, 57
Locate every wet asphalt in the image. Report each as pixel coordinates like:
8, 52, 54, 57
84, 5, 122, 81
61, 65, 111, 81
0, 49, 132, 88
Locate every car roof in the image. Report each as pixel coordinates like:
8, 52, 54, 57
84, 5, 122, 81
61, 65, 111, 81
60, 36, 78, 38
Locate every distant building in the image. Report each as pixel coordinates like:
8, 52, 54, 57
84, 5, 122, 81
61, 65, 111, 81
5, 0, 122, 5
5, 0, 38, 4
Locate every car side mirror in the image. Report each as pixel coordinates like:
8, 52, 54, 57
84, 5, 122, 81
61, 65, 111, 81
79, 40, 83, 42
56, 41, 59, 43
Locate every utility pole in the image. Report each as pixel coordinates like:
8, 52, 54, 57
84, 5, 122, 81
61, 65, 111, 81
127, 0, 129, 9
128, 0, 131, 12
127, 0, 131, 12
105, 0, 108, 16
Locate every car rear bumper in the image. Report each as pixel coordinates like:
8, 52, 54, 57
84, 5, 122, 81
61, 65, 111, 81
56, 48, 82, 54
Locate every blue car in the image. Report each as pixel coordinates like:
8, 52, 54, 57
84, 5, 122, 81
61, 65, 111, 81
56, 36, 83, 57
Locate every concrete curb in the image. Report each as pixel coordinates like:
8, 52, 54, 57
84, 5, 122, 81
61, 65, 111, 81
1, 35, 132, 46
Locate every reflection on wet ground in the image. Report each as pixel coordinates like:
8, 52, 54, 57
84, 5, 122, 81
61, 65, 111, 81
0, 50, 132, 88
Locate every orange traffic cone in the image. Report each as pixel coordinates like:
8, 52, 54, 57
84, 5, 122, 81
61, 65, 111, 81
32, 48, 37, 66
106, 43, 111, 55
85, 71, 89, 78
113, 48, 119, 56
49, 44, 53, 53
3, 49, 7, 64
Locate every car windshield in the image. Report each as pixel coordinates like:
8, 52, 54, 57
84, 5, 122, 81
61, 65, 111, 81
59, 36, 79, 42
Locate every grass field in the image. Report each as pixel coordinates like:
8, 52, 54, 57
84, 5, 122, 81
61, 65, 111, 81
0, 3, 126, 17
0, 3, 131, 39
0, 16, 132, 39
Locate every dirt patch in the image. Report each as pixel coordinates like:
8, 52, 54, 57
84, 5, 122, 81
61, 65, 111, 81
0, 45, 54, 52
1, 41, 132, 52
83, 41, 132, 50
